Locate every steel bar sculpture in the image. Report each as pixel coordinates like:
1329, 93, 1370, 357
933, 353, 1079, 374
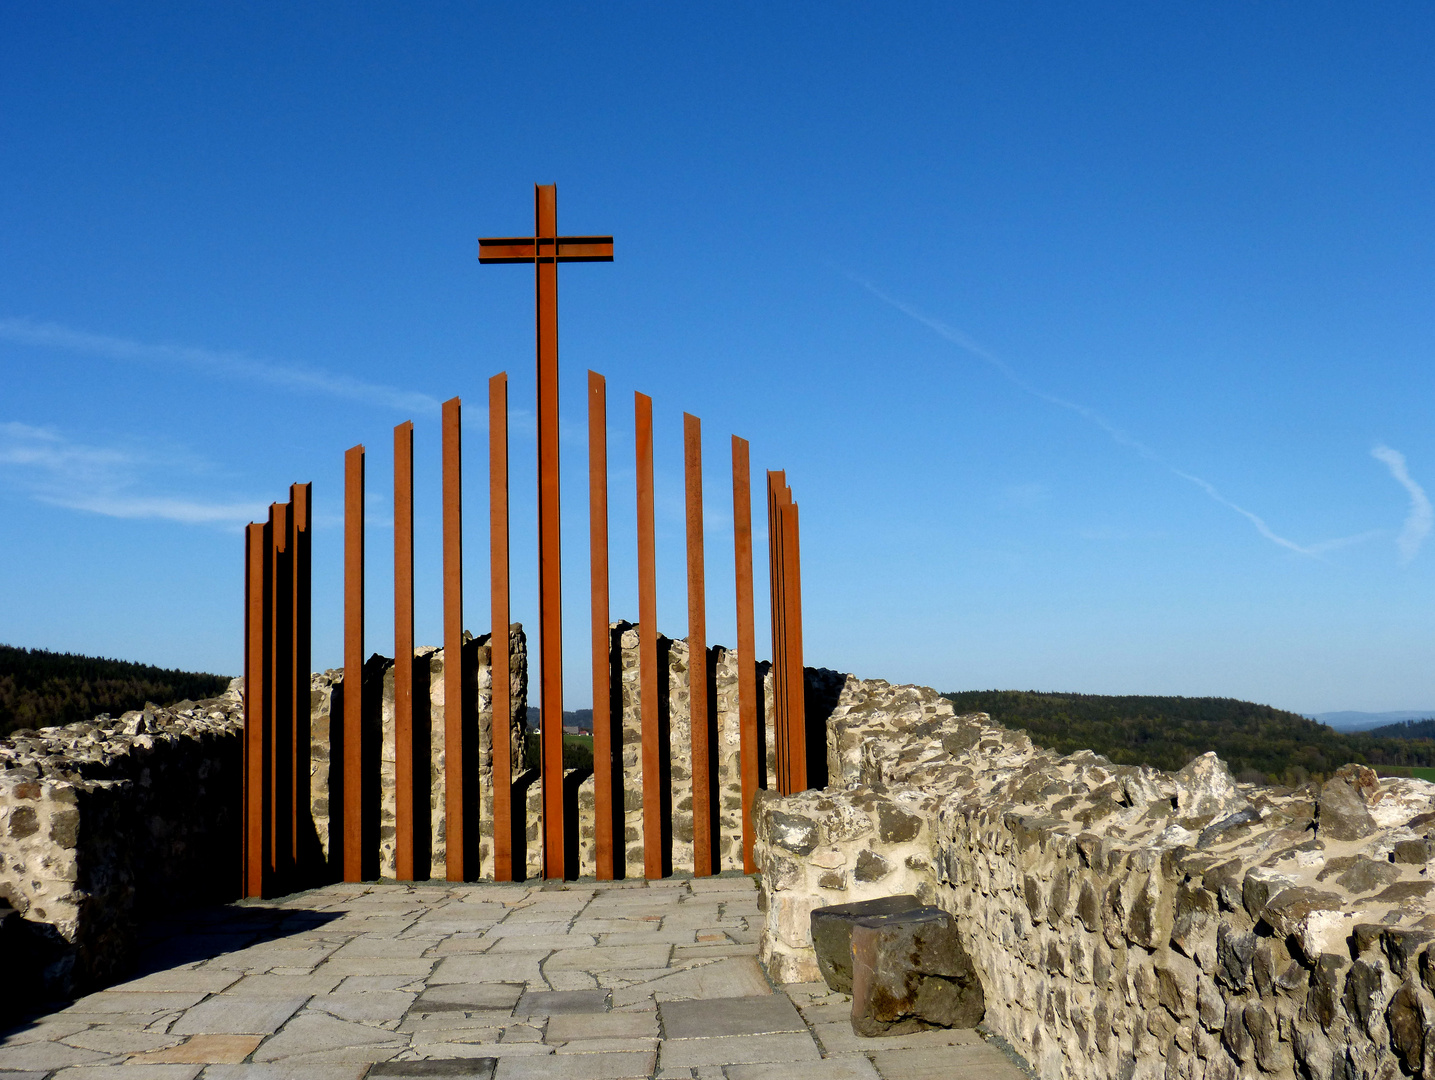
243, 521, 270, 897
243, 484, 311, 898
394, 422, 417, 880
479, 185, 613, 879
589, 371, 616, 880
684, 413, 715, 876
489, 374, 514, 881
343, 445, 366, 881
289, 484, 312, 877
269, 501, 293, 884
442, 397, 468, 880
767, 472, 806, 795
731, 437, 760, 872
635, 392, 662, 878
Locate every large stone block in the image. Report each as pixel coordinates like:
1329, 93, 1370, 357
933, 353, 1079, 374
810, 895, 920, 993
848, 906, 984, 1036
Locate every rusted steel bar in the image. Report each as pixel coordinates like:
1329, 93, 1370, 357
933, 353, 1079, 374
489, 373, 513, 882
635, 392, 661, 878
290, 483, 312, 879
243, 521, 270, 897
442, 397, 466, 881
588, 370, 615, 880
766, 471, 788, 793
269, 502, 294, 885
534, 186, 566, 879
731, 437, 759, 873
684, 413, 713, 875
344, 445, 365, 882
394, 422, 415, 881
781, 497, 806, 792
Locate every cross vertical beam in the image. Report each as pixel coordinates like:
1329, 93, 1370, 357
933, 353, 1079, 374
394, 422, 416, 881
635, 392, 662, 879
684, 414, 714, 875
489, 374, 514, 882
479, 186, 613, 880
442, 397, 468, 881
731, 437, 760, 873
534, 187, 566, 878
343, 445, 366, 881
589, 371, 615, 880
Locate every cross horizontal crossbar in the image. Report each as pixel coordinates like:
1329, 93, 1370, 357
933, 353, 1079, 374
478, 236, 614, 263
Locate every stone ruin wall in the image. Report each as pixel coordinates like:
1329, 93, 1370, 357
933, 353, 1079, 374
308, 626, 533, 881
0, 689, 245, 994
754, 675, 1435, 1080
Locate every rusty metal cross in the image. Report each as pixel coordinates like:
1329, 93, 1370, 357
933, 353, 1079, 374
480, 184, 613, 880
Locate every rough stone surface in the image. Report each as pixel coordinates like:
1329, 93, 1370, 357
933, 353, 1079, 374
811, 895, 920, 994
753, 673, 1435, 1080
0, 686, 247, 997
848, 906, 984, 1036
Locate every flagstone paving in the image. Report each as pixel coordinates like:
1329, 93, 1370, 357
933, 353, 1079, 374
0, 876, 1032, 1080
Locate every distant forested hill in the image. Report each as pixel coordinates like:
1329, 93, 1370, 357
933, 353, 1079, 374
941, 689, 1435, 786
0, 644, 232, 738
1366, 719, 1435, 740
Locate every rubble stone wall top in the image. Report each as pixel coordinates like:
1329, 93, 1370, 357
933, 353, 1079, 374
0, 685, 245, 994
756, 676, 1435, 1080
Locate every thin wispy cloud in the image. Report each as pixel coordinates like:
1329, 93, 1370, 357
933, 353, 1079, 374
0, 421, 265, 527
1372, 445, 1433, 564
0, 317, 441, 415
854, 277, 1386, 559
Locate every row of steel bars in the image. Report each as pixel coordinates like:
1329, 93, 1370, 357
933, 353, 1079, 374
346, 390, 518, 885
576, 384, 769, 880
242, 483, 311, 899
767, 472, 806, 795
328, 381, 790, 882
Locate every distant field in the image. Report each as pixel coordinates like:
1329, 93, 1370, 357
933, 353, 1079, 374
1376, 766, 1435, 783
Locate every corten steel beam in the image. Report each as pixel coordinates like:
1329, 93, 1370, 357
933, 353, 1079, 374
269, 502, 294, 885
442, 397, 467, 881
766, 472, 788, 793
290, 483, 312, 879
684, 413, 713, 875
489, 374, 514, 882
588, 371, 614, 880
243, 522, 270, 897
478, 186, 613, 881
731, 437, 759, 873
344, 446, 366, 882
780, 497, 806, 793
635, 392, 661, 879
394, 422, 416, 881
535, 186, 565, 879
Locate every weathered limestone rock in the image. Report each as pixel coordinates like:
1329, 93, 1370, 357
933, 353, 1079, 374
810, 894, 919, 993
1317, 777, 1378, 840
849, 905, 984, 1036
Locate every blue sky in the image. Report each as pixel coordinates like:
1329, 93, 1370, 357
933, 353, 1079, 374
3, 4, 1434, 714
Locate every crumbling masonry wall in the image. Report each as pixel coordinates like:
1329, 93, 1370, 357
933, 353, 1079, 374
754, 677, 1435, 1080
0, 688, 245, 995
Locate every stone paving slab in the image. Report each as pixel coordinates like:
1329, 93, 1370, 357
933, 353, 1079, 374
0, 878, 1031, 1080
